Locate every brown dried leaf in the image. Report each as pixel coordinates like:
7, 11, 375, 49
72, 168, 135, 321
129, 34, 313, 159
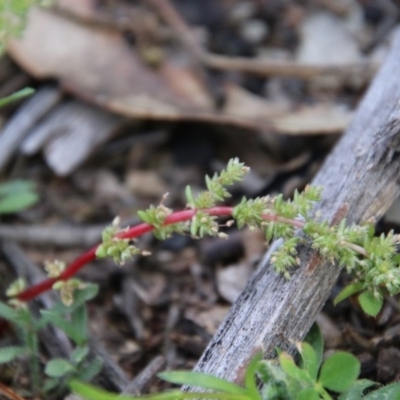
271, 103, 352, 135
8, 8, 350, 135
126, 170, 168, 198
217, 263, 253, 303
185, 305, 230, 335
8, 8, 214, 118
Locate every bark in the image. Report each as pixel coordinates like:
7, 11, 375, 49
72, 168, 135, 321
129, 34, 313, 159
191, 29, 400, 384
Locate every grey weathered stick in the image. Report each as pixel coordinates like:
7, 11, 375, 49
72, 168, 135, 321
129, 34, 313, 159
0, 223, 106, 247
122, 355, 166, 395
190, 29, 400, 384
0, 85, 61, 172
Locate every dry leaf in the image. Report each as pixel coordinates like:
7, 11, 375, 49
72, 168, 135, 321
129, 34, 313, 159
8, 8, 214, 117
8, 7, 351, 135
271, 103, 353, 135
217, 263, 253, 303
185, 305, 230, 334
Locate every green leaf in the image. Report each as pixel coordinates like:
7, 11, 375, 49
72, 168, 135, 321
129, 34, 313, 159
0, 302, 31, 329
333, 282, 364, 305
298, 342, 319, 380
78, 357, 103, 382
304, 323, 324, 369
45, 358, 75, 377
363, 382, 400, 400
0, 301, 19, 324
190, 216, 198, 237
71, 346, 89, 364
256, 359, 288, 387
0, 87, 34, 108
185, 185, 196, 208
49, 284, 99, 315
319, 351, 360, 392
358, 291, 383, 317
338, 379, 377, 400
392, 254, 400, 264
205, 175, 213, 194
42, 377, 60, 393
0, 346, 26, 363
69, 379, 131, 400
0, 179, 35, 196
244, 353, 263, 400
260, 380, 290, 400
72, 284, 99, 307
70, 304, 88, 346
137, 210, 151, 224
158, 371, 248, 395
0, 180, 39, 216
297, 387, 320, 400
40, 310, 82, 344
35, 313, 51, 330
278, 353, 312, 384
69, 379, 250, 400
0, 191, 39, 214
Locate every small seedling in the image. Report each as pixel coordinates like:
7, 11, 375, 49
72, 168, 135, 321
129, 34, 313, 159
69, 325, 400, 400
68, 325, 400, 399
0, 279, 102, 397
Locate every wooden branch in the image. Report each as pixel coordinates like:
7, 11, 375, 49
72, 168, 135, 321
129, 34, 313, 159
189, 29, 400, 385
147, 0, 377, 84
0, 223, 105, 247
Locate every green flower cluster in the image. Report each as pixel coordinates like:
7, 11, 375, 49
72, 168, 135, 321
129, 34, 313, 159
233, 186, 322, 277
186, 157, 250, 208
44, 259, 86, 306
345, 228, 400, 298
138, 202, 188, 240
96, 158, 400, 316
96, 217, 143, 265
140, 158, 250, 241
186, 157, 249, 238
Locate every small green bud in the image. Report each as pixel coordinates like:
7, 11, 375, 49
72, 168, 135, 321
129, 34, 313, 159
53, 279, 86, 307
44, 259, 66, 278
6, 278, 26, 297
185, 185, 196, 208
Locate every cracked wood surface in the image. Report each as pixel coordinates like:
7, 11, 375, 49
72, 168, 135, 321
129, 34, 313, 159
190, 29, 400, 385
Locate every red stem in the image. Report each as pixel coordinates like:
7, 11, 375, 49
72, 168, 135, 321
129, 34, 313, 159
16, 206, 307, 302
16, 207, 233, 302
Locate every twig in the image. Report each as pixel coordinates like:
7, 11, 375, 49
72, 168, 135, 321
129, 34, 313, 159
204, 54, 377, 81
122, 356, 166, 395
0, 382, 26, 400
145, 0, 377, 82
0, 223, 106, 247
144, 0, 205, 62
